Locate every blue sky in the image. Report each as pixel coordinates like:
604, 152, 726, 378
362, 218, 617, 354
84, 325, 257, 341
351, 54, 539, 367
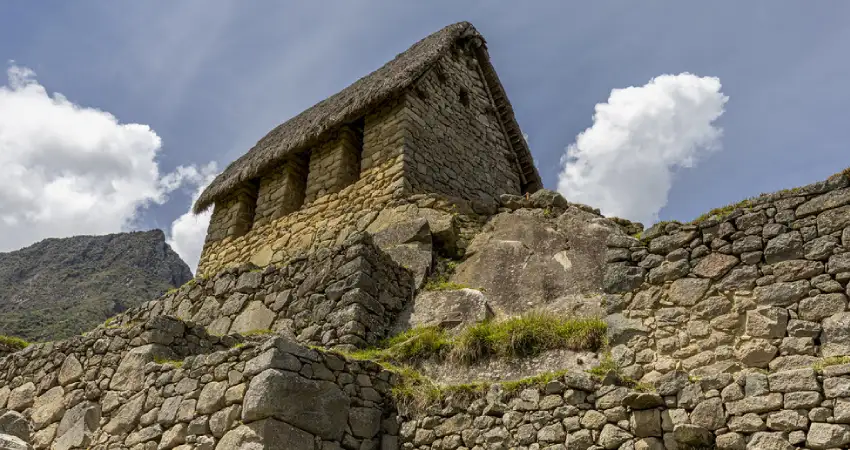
0, 2, 848, 264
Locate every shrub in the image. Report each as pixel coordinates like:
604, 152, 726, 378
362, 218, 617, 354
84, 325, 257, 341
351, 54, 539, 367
0, 335, 30, 351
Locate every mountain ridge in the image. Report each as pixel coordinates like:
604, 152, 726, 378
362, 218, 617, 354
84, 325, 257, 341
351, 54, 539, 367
0, 229, 192, 341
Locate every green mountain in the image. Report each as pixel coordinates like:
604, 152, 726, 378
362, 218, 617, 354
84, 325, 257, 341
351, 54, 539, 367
0, 230, 192, 341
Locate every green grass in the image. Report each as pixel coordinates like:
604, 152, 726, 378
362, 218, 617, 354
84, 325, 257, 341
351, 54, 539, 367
690, 198, 754, 224
345, 314, 607, 367
153, 356, 184, 368
348, 327, 452, 362
813, 356, 850, 372
450, 314, 608, 365
587, 353, 653, 391
502, 369, 570, 394
242, 329, 276, 337
391, 366, 492, 413
0, 335, 30, 351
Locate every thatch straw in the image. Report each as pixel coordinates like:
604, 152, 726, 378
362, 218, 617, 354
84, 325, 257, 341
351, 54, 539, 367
194, 21, 541, 214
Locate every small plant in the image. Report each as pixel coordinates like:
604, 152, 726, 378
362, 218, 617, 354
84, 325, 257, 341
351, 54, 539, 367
502, 369, 569, 394
813, 356, 850, 372
242, 329, 276, 337
543, 207, 553, 218
586, 353, 652, 391
0, 335, 30, 351
587, 353, 620, 378
153, 356, 184, 368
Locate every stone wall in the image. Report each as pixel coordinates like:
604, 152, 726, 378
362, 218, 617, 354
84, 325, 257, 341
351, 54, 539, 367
600, 171, 850, 382
404, 51, 522, 210
304, 126, 362, 205
119, 233, 413, 351
253, 155, 308, 229
197, 95, 408, 276
0, 317, 398, 450
396, 366, 850, 450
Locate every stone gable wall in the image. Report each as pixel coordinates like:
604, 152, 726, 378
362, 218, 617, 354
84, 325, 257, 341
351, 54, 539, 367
197, 96, 408, 276
404, 51, 522, 209
121, 233, 413, 351
199, 48, 528, 275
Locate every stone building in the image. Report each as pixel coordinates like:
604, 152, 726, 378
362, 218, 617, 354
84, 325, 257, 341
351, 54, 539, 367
193, 22, 541, 275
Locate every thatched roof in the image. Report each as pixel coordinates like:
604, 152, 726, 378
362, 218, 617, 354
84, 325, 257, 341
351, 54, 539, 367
194, 21, 542, 213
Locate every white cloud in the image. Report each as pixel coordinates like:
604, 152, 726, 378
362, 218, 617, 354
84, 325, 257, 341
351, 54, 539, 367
0, 64, 212, 255
167, 164, 218, 273
557, 73, 728, 225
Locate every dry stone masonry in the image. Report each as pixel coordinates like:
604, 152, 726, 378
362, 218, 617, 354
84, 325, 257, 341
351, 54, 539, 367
114, 233, 413, 351
0, 317, 398, 450
1, 20, 850, 450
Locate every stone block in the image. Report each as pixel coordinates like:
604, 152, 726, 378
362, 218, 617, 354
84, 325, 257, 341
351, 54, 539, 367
242, 369, 349, 440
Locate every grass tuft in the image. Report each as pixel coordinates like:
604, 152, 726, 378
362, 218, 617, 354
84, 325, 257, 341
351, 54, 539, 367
502, 369, 569, 394
242, 329, 276, 337
0, 335, 30, 351
450, 314, 608, 364
345, 314, 607, 367
153, 356, 184, 368
348, 327, 452, 363
813, 356, 850, 372
587, 353, 654, 391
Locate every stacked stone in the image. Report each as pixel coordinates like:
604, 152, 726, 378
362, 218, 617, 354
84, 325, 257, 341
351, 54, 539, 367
0, 316, 398, 450
397, 371, 694, 450
599, 172, 850, 382
396, 367, 850, 450
0, 316, 237, 449
116, 233, 413, 350
253, 155, 308, 229
404, 51, 521, 211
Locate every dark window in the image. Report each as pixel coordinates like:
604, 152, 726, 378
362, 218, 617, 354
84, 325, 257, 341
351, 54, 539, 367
230, 180, 259, 237
459, 87, 470, 106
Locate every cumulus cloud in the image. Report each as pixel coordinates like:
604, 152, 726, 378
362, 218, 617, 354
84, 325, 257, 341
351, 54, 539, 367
557, 73, 728, 225
0, 64, 212, 256
167, 164, 218, 273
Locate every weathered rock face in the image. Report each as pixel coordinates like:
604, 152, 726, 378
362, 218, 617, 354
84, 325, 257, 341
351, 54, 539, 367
393, 288, 494, 333
447, 204, 616, 316
0, 230, 192, 341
